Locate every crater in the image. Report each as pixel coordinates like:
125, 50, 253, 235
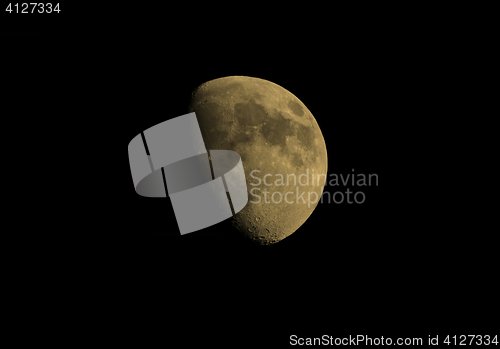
296, 123, 315, 148
199, 81, 244, 97
288, 101, 305, 116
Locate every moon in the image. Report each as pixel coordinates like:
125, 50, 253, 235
190, 76, 327, 245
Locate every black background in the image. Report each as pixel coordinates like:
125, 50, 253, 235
2, 1, 498, 346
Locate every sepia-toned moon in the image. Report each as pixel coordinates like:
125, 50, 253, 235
190, 76, 327, 245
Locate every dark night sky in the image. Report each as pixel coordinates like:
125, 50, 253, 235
2, 2, 497, 346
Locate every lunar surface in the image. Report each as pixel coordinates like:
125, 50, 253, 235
190, 76, 327, 245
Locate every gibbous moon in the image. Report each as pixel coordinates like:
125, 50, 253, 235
190, 76, 327, 245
